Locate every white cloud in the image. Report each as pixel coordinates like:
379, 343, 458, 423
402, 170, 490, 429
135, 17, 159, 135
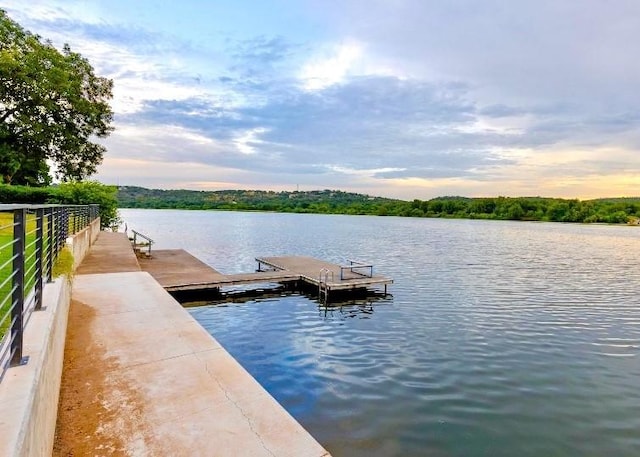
300, 43, 363, 90
233, 127, 270, 155
327, 165, 406, 177
102, 123, 223, 163
4, 0, 100, 24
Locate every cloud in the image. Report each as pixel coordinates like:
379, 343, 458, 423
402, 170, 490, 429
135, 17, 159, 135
109, 65, 638, 191
233, 127, 270, 155
312, 0, 640, 105
121, 76, 489, 175
300, 43, 363, 90
479, 105, 529, 118
326, 165, 407, 177
229, 35, 296, 66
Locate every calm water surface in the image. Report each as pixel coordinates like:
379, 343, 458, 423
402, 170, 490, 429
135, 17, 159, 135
121, 209, 640, 457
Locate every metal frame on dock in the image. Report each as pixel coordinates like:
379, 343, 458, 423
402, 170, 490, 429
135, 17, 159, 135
256, 256, 393, 302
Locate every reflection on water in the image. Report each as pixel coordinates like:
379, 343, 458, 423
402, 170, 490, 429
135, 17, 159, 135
180, 284, 391, 313
320, 301, 375, 319
121, 209, 640, 457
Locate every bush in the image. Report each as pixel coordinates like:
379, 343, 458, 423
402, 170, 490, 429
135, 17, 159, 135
0, 184, 51, 203
605, 211, 629, 224
49, 182, 120, 229
0, 182, 120, 229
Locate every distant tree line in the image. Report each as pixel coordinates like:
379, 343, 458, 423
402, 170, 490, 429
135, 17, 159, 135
117, 186, 640, 224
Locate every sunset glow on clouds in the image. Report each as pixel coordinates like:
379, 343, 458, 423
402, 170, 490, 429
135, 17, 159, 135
5, 1, 640, 199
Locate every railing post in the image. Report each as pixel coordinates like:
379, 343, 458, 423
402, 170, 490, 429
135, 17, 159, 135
10, 208, 26, 367
46, 207, 54, 282
60, 207, 68, 250
55, 207, 61, 254
35, 208, 44, 310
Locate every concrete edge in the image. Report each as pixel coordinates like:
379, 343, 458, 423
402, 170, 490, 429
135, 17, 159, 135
68, 218, 101, 269
0, 277, 71, 457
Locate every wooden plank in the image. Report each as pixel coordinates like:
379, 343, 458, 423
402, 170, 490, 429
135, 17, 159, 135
138, 249, 224, 288
166, 271, 300, 292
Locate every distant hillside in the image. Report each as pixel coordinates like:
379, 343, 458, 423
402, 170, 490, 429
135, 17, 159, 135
117, 186, 399, 215
117, 186, 640, 224
591, 197, 640, 203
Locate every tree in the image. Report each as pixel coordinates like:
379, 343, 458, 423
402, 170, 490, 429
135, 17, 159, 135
505, 202, 524, 220
0, 10, 113, 185
50, 181, 120, 229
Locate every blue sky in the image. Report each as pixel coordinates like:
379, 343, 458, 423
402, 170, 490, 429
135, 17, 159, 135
4, 1, 640, 199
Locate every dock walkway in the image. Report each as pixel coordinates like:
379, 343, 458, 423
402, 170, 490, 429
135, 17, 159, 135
138, 250, 392, 299
55, 232, 330, 456
139, 250, 300, 292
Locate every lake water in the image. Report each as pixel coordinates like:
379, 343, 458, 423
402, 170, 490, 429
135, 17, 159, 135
120, 209, 640, 456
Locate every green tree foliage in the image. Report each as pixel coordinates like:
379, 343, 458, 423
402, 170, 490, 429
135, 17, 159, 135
0, 182, 50, 203
49, 182, 120, 229
0, 181, 120, 229
117, 187, 640, 225
118, 186, 400, 215
0, 10, 113, 185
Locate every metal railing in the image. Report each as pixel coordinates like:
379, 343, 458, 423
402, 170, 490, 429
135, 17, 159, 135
318, 268, 334, 303
0, 204, 99, 383
340, 259, 374, 280
131, 230, 154, 257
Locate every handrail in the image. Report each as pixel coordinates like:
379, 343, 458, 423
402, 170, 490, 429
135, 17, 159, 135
131, 230, 154, 257
318, 268, 334, 303
339, 259, 373, 280
0, 204, 100, 383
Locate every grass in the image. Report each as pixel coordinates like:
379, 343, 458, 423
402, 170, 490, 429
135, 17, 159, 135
52, 247, 74, 280
0, 229, 12, 341
1, 212, 49, 341
0, 210, 87, 341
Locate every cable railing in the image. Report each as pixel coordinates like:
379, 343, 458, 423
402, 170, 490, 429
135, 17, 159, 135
0, 204, 99, 383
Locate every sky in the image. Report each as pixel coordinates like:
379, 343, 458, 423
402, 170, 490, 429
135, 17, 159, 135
3, 0, 640, 199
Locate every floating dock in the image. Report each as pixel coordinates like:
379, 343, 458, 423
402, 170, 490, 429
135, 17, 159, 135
257, 256, 393, 296
137, 250, 392, 301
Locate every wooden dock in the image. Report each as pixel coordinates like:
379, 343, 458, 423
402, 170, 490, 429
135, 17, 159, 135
257, 256, 393, 294
138, 250, 392, 300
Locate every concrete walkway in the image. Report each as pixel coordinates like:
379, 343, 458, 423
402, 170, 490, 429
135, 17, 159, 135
55, 233, 330, 456
76, 231, 140, 274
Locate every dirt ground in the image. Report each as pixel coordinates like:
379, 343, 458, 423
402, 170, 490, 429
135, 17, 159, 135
53, 300, 142, 456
